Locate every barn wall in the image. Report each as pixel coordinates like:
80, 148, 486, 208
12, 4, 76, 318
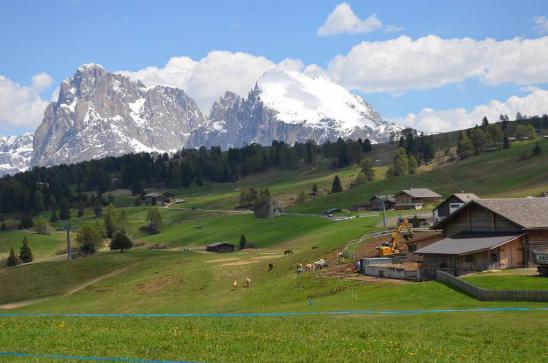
445, 204, 522, 236
406, 235, 444, 262
499, 237, 525, 269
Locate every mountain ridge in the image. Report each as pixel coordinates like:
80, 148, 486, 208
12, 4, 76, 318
2, 63, 402, 175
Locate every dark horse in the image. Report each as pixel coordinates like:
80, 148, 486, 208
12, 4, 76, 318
284, 249, 294, 256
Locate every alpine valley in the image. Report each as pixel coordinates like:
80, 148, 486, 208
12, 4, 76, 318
2, 64, 402, 175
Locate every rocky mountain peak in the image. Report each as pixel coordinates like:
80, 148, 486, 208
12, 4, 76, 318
31, 66, 205, 167
0, 63, 402, 174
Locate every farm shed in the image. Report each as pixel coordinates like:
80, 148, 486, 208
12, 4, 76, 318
406, 232, 444, 262
206, 242, 235, 253
370, 195, 396, 211
144, 192, 174, 205
433, 193, 479, 223
394, 188, 442, 210
417, 198, 548, 278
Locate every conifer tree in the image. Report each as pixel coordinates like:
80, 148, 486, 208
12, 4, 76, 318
239, 234, 247, 250
533, 142, 542, 156
503, 136, 510, 149
19, 236, 33, 263
110, 232, 133, 253
146, 207, 163, 233
331, 175, 343, 193
59, 200, 71, 221
408, 155, 418, 174
50, 209, 58, 223
7, 247, 19, 267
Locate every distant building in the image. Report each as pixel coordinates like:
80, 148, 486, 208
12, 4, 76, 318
433, 193, 480, 223
416, 198, 548, 278
370, 195, 396, 211
394, 188, 442, 210
206, 242, 235, 253
144, 192, 174, 205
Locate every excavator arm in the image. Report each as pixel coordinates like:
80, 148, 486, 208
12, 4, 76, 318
376, 218, 414, 257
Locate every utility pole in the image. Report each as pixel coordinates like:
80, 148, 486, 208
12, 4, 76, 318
65, 220, 72, 261
382, 196, 387, 228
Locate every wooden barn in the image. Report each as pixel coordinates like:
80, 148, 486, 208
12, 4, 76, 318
432, 193, 479, 223
370, 195, 396, 211
206, 242, 235, 253
416, 198, 548, 278
394, 188, 442, 210
144, 192, 174, 205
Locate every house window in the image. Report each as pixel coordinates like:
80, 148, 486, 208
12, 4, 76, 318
465, 255, 474, 263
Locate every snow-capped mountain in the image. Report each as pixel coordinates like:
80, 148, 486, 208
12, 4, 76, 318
32, 64, 205, 167
0, 133, 34, 176
14, 64, 401, 172
191, 69, 401, 148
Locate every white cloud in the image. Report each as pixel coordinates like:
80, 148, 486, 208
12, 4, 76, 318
118, 56, 197, 90
327, 35, 548, 93
385, 24, 405, 33
121, 51, 307, 112
318, 2, 383, 36
0, 73, 53, 131
533, 16, 548, 34
395, 88, 548, 133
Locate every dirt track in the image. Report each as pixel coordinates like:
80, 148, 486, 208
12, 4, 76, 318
0, 265, 132, 310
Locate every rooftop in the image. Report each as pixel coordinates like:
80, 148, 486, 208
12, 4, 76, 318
452, 193, 480, 203
399, 188, 441, 198
415, 232, 525, 256
474, 198, 548, 229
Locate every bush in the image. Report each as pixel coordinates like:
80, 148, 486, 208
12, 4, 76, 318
77, 224, 104, 256
33, 217, 51, 235
146, 207, 163, 234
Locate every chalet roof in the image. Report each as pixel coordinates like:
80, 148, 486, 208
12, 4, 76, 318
452, 193, 480, 203
206, 242, 234, 247
370, 195, 395, 202
414, 232, 525, 256
474, 198, 548, 229
398, 188, 441, 198
435, 198, 548, 229
434, 193, 480, 211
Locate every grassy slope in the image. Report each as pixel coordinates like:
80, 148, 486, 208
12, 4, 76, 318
0, 230, 65, 261
462, 270, 548, 290
0, 141, 547, 362
0, 312, 546, 363
290, 139, 548, 213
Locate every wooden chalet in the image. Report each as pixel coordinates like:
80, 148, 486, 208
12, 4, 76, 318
394, 188, 442, 210
415, 198, 548, 278
432, 193, 479, 223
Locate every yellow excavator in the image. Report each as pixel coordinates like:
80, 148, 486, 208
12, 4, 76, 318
376, 218, 414, 257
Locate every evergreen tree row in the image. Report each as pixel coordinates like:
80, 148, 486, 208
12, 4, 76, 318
0, 138, 375, 215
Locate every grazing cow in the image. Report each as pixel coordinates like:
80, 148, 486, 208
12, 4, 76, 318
268, 263, 274, 271
232, 280, 238, 289
304, 263, 315, 272
284, 249, 293, 256
246, 277, 251, 287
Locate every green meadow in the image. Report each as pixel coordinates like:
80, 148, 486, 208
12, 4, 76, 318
0, 140, 547, 362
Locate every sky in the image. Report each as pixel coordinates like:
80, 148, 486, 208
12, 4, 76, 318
1, 0, 548, 136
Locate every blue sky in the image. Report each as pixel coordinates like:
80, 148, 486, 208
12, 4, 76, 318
1, 0, 548, 135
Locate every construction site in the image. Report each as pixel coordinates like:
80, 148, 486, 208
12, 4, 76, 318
337, 194, 548, 282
